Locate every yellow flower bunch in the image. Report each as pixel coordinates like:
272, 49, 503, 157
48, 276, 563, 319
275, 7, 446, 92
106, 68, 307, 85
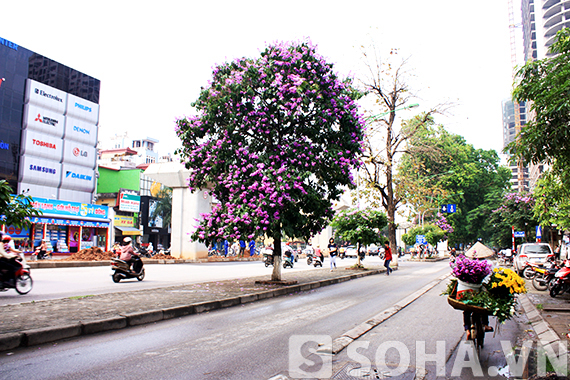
488, 267, 527, 296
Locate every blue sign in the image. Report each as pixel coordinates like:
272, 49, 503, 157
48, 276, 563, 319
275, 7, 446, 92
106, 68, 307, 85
536, 226, 542, 239
416, 235, 427, 244
514, 231, 525, 238
441, 204, 457, 213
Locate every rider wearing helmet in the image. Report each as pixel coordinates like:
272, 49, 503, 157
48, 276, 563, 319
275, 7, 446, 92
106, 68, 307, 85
119, 237, 141, 273
0, 233, 18, 285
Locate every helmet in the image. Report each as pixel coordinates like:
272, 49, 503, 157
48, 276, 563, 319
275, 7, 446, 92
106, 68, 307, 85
123, 237, 132, 244
2, 234, 11, 241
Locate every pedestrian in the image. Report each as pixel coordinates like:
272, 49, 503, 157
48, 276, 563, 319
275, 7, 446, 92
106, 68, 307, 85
239, 240, 246, 257
328, 238, 337, 271
384, 243, 393, 275
249, 240, 255, 256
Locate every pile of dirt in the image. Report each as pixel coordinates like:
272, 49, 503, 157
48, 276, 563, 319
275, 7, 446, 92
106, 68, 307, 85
62, 247, 115, 261
148, 253, 182, 260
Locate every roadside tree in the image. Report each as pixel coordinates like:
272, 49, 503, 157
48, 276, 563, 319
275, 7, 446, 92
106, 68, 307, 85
0, 180, 42, 229
358, 49, 438, 263
176, 41, 364, 281
331, 208, 387, 266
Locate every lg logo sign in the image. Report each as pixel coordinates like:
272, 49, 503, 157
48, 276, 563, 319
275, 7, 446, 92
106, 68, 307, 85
72, 147, 88, 157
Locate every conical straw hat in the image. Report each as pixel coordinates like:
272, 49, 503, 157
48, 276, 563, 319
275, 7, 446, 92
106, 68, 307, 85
464, 241, 494, 259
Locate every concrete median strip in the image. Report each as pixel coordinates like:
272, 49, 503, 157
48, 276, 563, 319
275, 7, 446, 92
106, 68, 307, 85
0, 266, 389, 351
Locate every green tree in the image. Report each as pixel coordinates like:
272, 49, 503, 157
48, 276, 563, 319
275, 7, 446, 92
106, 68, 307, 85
175, 41, 364, 281
532, 167, 570, 230
402, 224, 445, 251
508, 28, 570, 167
0, 181, 42, 228
331, 208, 388, 266
398, 122, 511, 247
490, 192, 539, 246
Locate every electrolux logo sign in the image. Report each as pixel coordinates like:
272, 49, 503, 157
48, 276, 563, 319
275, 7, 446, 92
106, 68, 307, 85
34, 113, 58, 127
34, 88, 63, 103
66, 171, 92, 181
0, 37, 18, 51
75, 102, 92, 112
72, 147, 88, 157
73, 125, 90, 135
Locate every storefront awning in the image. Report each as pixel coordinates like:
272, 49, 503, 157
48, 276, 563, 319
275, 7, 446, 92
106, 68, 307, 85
114, 226, 142, 236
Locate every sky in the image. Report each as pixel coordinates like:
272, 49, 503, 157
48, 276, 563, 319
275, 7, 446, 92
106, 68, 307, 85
1, 0, 517, 159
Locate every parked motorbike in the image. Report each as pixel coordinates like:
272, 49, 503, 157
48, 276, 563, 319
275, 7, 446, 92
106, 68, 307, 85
111, 256, 145, 283
522, 254, 557, 280
549, 260, 570, 297
263, 253, 274, 267
532, 265, 560, 291
0, 257, 33, 294
137, 246, 152, 258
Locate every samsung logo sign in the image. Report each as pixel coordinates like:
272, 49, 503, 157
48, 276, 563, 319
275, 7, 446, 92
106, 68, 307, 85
66, 171, 92, 181
75, 102, 92, 112
30, 165, 56, 174
0, 37, 18, 51
73, 126, 90, 135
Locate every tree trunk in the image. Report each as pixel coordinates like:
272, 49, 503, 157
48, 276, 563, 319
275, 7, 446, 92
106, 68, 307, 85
271, 229, 282, 281
385, 114, 399, 266
356, 242, 361, 266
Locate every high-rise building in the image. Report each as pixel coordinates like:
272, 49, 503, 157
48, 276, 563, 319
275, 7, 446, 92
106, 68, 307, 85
526, 0, 570, 59
502, 99, 529, 192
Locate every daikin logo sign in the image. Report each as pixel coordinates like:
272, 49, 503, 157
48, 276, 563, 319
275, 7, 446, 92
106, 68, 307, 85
66, 171, 92, 181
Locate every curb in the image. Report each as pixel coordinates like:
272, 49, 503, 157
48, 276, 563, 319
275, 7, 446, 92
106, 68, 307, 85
0, 267, 386, 352
518, 293, 568, 357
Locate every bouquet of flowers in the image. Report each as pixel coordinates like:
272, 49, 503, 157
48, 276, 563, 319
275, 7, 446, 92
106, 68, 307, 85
450, 255, 492, 284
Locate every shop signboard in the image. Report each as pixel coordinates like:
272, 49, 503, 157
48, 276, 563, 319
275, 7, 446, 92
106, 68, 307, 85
30, 197, 108, 220
119, 189, 140, 212
64, 116, 98, 146
20, 129, 64, 162
23, 103, 65, 138
25, 79, 67, 114
62, 140, 97, 169
114, 215, 135, 227
65, 93, 99, 125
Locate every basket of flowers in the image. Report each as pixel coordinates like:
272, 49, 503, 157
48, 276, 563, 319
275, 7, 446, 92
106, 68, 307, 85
443, 260, 527, 323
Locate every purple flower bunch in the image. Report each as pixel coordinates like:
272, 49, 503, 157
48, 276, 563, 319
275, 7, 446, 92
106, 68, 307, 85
435, 213, 454, 233
451, 255, 492, 284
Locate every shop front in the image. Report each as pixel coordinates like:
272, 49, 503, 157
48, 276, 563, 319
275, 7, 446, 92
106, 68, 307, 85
113, 215, 142, 242
28, 197, 111, 254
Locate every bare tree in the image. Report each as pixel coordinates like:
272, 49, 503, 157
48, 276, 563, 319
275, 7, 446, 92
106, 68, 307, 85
358, 48, 439, 261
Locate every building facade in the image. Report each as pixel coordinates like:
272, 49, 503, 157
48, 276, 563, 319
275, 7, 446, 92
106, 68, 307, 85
0, 36, 111, 252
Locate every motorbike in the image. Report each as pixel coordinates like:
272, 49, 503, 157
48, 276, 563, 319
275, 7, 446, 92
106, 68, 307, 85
137, 246, 152, 258
532, 265, 560, 291
549, 260, 570, 297
283, 254, 294, 269
0, 257, 33, 294
111, 256, 145, 283
522, 254, 557, 280
263, 253, 274, 267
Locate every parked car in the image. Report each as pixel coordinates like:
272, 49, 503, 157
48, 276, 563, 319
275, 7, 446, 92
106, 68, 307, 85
345, 245, 366, 258
513, 243, 554, 275
367, 244, 379, 256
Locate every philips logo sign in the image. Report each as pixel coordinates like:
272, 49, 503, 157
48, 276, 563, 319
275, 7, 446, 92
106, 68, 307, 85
66, 171, 92, 181
74, 102, 92, 112
73, 126, 90, 135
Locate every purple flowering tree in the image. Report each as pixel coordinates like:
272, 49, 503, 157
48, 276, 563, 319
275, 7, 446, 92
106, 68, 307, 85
175, 41, 364, 281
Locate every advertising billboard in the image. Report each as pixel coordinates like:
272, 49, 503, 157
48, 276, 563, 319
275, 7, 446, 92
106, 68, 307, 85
19, 155, 61, 187
62, 140, 96, 169
66, 93, 99, 125
23, 103, 65, 138
60, 163, 96, 192
20, 129, 63, 162
118, 189, 140, 212
64, 116, 98, 146
25, 79, 67, 114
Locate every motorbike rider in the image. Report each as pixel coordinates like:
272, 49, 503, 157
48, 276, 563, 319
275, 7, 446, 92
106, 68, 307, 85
119, 237, 141, 273
0, 233, 18, 285
34, 240, 51, 260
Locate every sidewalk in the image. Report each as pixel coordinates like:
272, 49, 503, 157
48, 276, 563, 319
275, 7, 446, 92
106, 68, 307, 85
0, 264, 388, 352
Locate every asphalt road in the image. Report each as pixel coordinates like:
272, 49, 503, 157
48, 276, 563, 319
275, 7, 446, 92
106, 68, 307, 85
0, 260, 452, 380
0, 257, 368, 306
